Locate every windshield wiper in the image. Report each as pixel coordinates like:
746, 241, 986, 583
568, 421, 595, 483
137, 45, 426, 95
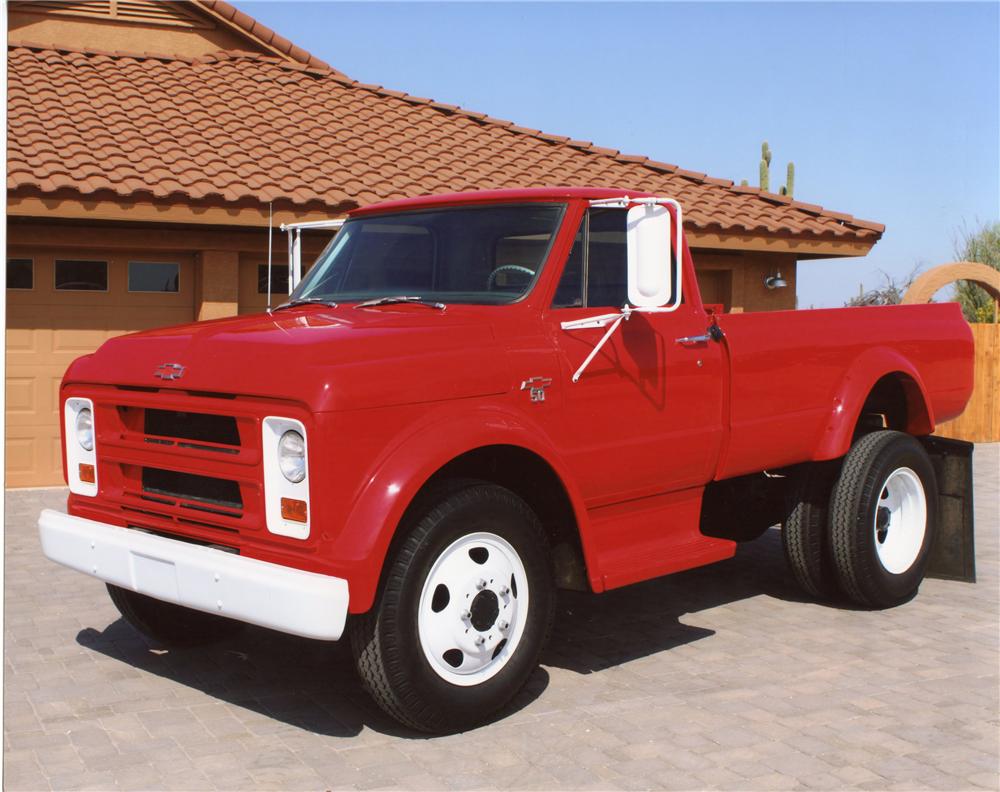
272, 297, 339, 312
354, 295, 446, 310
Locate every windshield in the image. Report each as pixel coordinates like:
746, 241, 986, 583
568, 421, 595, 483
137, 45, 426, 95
290, 203, 566, 305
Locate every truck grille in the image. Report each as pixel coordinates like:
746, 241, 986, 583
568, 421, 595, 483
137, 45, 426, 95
144, 409, 240, 449
66, 387, 276, 544
141, 467, 243, 512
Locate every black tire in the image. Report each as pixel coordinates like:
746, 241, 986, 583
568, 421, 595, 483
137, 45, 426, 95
782, 462, 840, 599
350, 482, 554, 733
829, 431, 938, 608
106, 584, 245, 646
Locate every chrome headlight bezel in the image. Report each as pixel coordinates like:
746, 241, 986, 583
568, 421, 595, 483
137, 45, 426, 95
261, 416, 310, 540
64, 397, 98, 497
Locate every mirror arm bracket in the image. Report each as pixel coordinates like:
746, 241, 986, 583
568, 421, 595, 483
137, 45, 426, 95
562, 303, 692, 383
565, 306, 633, 383
561, 195, 686, 382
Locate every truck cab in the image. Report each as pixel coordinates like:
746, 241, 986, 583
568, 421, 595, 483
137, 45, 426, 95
40, 187, 974, 732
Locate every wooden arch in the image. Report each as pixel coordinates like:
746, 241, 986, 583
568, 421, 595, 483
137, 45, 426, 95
901, 261, 1000, 305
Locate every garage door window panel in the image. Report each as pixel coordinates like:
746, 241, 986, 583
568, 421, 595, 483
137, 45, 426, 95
257, 264, 289, 294
55, 260, 108, 291
129, 262, 179, 293
7, 259, 33, 290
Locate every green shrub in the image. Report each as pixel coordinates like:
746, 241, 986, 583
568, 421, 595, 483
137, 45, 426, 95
954, 221, 1000, 323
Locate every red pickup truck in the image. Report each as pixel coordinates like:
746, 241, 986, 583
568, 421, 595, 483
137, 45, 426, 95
40, 187, 974, 732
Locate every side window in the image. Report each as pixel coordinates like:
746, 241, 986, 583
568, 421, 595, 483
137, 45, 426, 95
586, 209, 627, 307
551, 209, 627, 309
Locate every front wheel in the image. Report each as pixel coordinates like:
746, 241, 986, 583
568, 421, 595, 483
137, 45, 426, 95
829, 431, 937, 608
350, 482, 554, 733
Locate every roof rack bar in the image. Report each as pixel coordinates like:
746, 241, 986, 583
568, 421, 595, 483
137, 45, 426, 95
279, 218, 347, 232
589, 195, 680, 209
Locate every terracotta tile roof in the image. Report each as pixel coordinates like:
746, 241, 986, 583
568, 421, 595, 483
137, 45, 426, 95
7, 43, 884, 242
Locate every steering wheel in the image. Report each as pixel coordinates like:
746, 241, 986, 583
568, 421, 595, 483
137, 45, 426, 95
487, 265, 535, 290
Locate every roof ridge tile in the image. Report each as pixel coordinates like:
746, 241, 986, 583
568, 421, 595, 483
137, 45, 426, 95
197, 0, 339, 73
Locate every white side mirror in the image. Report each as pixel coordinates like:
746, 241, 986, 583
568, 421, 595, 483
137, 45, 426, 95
626, 204, 676, 308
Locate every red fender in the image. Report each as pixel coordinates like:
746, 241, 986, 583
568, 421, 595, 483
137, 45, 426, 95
813, 346, 934, 461
332, 403, 599, 613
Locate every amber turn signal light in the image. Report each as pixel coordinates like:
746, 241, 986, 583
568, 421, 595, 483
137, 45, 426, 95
78, 463, 96, 484
280, 498, 308, 523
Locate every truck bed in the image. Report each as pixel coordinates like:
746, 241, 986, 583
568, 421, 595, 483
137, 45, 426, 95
714, 302, 974, 479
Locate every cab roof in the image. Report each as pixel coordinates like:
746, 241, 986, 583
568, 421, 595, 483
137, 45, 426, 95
348, 187, 653, 216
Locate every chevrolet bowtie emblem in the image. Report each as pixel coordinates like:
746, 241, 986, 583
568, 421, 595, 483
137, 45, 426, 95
520, 376, 552, 403
153, 362, 185, 381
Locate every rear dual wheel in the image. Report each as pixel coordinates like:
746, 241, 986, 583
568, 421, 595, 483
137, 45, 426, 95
350, 482, 554, 733
782, 462, 840, 599
830, 431, 937, 608
784, 431, 937, 609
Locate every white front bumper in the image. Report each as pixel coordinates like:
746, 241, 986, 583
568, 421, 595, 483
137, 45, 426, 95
38, 509, 349, 641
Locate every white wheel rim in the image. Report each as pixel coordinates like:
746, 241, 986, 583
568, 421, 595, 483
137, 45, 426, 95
873, 467, 927, 574
417, 532, 529, 686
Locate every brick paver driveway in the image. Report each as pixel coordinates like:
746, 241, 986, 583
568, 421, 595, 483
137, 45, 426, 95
4, 445, 998, 791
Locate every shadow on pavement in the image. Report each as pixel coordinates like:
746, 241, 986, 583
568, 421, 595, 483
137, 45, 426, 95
77, 609, 550, 739
77, 527, 804, 736
543, 526, 812, 673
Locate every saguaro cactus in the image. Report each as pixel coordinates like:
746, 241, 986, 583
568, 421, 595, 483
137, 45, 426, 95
759, 141, 771, 192
756, 142, 795, 197
780, 162, 795, 197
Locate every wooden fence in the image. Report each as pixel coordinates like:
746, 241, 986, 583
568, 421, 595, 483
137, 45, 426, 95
934, 323, 1000, 443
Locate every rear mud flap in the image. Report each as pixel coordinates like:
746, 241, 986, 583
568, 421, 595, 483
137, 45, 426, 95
920, 435, 976, 583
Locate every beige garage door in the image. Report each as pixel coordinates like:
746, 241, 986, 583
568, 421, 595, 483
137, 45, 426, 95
5, 249, 195, 487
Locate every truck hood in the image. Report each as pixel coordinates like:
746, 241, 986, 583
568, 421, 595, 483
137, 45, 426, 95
64, 306, 511, 412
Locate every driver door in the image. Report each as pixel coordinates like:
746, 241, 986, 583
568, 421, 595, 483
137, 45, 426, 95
547, 208, 725, 508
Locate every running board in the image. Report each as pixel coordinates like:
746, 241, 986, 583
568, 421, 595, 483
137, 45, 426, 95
586, 487, 736, 591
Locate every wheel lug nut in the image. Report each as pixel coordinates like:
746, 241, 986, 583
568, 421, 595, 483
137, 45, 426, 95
474, 635, 486, 646
498, 620, 509, 631
461, 610, 471, 620
499, 585, 510, 596
476, 579, 487, 590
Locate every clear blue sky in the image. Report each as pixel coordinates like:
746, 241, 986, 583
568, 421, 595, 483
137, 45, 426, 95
246, 1, 999, 308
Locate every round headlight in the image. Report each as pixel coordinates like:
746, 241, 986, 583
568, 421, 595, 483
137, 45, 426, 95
278, 430, 306, 483
76, 407, 94, 452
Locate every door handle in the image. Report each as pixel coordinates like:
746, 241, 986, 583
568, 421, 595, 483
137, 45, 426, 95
675, 334, 711, 346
